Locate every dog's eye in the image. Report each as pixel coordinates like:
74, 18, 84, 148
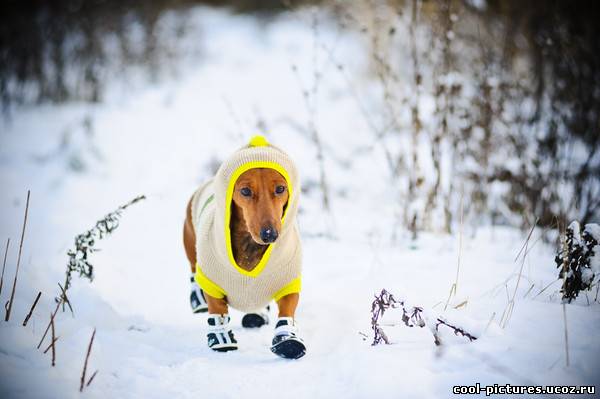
275, 185, 286, 194
240, 187, 252, 197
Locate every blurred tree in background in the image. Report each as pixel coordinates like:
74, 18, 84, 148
0, 0, 598, 237
334, 0, 599, 236
0, 0, 313, 106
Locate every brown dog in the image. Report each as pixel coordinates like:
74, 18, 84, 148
183, 168, 299, 317
182, 136, 305, 358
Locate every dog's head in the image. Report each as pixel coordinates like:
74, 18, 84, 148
232, 168, 289, 245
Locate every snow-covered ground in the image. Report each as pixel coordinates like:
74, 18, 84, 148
1, 7, 599, 399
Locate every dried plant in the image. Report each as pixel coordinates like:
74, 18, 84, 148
23, 291, 42, 326
37, 196, 145, 360
0, 238, 9, 296
5, 190, 30, 322
555, 221, 600, 303
500, 218, 537, 328
80, 328, 96, 392
50, 313, 56, 366
371, 289, 477, 346
60, 195, 145, 304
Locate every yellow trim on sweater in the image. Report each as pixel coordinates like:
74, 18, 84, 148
273, 276, 301, 301
224, 161, 293, 278
195, 263, 300, 302
194, 264, 226, 299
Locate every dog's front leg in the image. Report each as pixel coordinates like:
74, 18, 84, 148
206, 294, 229, 315
205, 294, 238, 352
276, 293, 299, 317
271, 293, 306, 359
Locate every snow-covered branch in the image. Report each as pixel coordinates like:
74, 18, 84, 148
556, 221, 600, 303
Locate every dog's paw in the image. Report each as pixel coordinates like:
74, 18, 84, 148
270, 317, 306, 359
271, 336, 306, 359
241, 312, 269, 328
208, 334, 238, 352
207, 314, 238, 352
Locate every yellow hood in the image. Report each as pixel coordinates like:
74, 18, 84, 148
211, 135, 300, 277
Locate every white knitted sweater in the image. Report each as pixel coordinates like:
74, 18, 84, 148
191, 137, 302, 312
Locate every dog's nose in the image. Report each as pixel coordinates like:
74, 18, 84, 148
260, 227, 278, 243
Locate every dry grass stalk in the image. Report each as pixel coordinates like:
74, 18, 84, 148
0, 238, 9, 296
22, 291, 42, 326
533, 279, 560, 299
57, 282, 73, 316
5, 190, 30, 322
522, 284, 535, 299
43, 336, 60, 354
500, 218, 538, 328
37, 301, 61, 349
484, 312, 496, 333
453, 300, 468, 309
86, 370, 99, 387
50, 312, 56, 366
80, 328, 96, 392
445, 192, 464, 311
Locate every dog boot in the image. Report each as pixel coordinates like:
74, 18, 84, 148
190, 275, 208, 313
241, 305, 270, 328
207, 314, 238, 352
270, 317, 306, 359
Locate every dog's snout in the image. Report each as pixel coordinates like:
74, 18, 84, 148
260, 226, 278, 243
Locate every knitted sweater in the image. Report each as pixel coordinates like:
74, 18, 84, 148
191, 136, 302, 313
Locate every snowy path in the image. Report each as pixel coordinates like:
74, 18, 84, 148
1, 187, 598, 398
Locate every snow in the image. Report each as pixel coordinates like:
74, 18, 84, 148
585, 223, 600, 242
1, 6, 599, 399
570, 221, 582, 244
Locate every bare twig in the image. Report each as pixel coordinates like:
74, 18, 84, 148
37, 301, 61, 349
50, 312, 56, 366
5, 190, 30, 321
445, 192, 464, 311
86, 370, 99, 387
22, 291, 42, 326
435, 318, 478, 343
80, 328, 96, 392
57, 282, 73, 316
0, 238, 9, 296
43, 336, 60, 354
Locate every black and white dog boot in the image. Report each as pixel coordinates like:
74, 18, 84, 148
270, 317, 306, 359
241, 305, 270, 328
207, 314, 238, 352
190, 275, 208, 313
